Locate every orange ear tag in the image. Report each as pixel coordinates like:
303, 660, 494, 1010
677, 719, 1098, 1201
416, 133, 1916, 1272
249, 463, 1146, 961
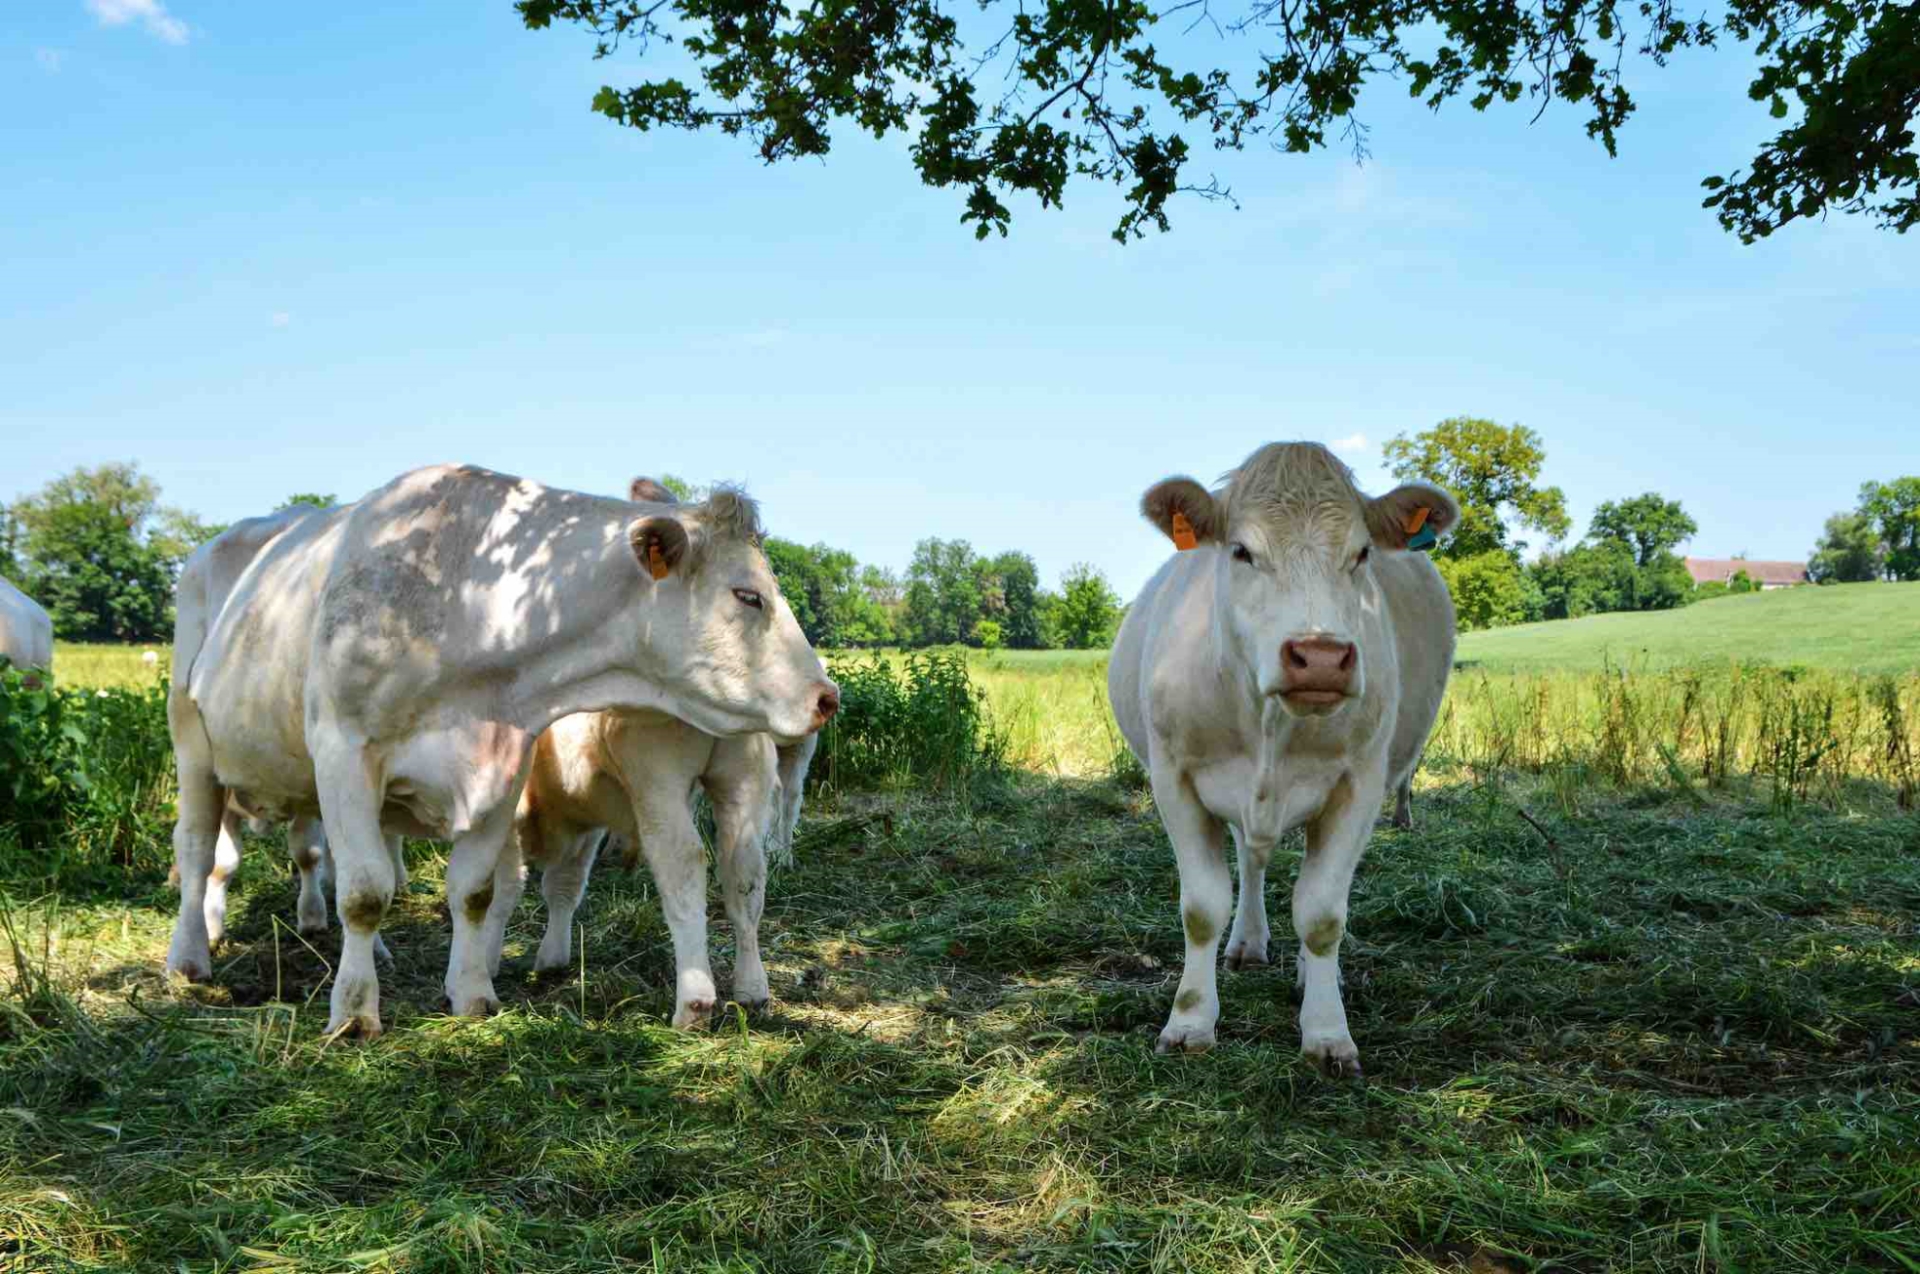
647, 541, 669, 581
1403, 505, 1438, 551
1170, 510, 1198, 551
1403, 506, 1431, 535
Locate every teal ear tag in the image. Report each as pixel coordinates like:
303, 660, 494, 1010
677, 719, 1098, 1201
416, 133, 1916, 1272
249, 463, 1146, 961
1407, 523, 1437, 551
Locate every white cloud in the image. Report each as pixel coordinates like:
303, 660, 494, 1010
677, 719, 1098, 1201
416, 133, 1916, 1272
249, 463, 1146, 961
269, 312, 292, 328
35, 48, 63, 72
85, 0, 189, 45
1331, 432, 1368, 455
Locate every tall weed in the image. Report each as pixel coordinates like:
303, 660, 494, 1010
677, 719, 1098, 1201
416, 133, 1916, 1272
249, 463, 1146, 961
811, 648, 1007, 794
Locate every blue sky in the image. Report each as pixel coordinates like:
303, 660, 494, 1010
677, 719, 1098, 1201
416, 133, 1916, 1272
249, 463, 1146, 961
4, 1, 1915, 598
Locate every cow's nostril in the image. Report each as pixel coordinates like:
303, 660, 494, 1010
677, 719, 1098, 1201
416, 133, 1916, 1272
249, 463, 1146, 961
1285, 642, 1308, 670
1338, 644, 1356, 671
816, 689, 841, 721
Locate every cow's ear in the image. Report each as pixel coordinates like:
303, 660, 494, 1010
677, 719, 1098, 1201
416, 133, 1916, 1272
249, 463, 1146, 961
629, 514, 692, 581
1141, 477, 1220, 550
1366, 483, 1460, 551
630, 477, 680, 505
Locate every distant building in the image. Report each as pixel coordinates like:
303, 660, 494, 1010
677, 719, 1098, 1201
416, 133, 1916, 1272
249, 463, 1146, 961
1683, 557, 1810, 590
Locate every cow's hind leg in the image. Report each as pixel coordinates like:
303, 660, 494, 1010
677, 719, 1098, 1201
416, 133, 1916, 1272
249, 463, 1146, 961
314, 743, 396, 1038
289, 815, 331, 937
201, 807, 245, 949
1150, 761, 1230, 1053
1391, 778, 1413, 831
480, 838, 527, 981
1224, 826, 1272, 971
533, 829, 600, 975
443, 811, 514, 1018
166, 768, 228, 983
1294, 772, 1385, 1079
708, 757, 773, 1011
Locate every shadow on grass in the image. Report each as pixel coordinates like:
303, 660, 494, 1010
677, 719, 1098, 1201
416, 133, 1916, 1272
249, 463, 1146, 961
4, 774, 1919, 1271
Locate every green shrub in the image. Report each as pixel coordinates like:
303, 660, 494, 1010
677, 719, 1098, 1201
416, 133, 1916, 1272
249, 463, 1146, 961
0, 661, 173, 885
812, 649, 1006, 794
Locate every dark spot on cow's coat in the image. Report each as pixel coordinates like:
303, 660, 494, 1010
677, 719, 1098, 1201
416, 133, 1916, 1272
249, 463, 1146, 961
342, 889, 388, 930
464, 881, 495, 925
1175, 988, 1204, 1012
1303, 915, 1343, 956
1183, 908, 1216, 947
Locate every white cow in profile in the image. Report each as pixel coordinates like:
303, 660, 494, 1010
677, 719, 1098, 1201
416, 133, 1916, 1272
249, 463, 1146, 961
167, 464, 838, 1038
1, 575, 54, 685
1108, 441, 1458, 1076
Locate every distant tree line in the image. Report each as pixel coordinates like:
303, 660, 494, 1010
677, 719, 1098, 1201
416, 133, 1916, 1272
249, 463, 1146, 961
9, 448, 1906, 647
1, 467, 1123, 651
1383, 417, 1915, 633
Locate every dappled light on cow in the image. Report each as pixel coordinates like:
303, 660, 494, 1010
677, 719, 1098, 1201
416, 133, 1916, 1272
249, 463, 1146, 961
164, 463, 837, 1041
1108, 440, 1462, 1075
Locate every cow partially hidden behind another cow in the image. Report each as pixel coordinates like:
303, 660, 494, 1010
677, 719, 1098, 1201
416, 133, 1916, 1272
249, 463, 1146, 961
1108, 442, 1458, 1076
167, 464, 839, 1038
1, 575, 54, 686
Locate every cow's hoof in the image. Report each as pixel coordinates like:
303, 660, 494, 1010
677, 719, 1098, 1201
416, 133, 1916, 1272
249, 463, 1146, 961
1155, 1023, 1217, 1054
451, 995, 500, 1018
297, 921, 329, 940
166, 956, 213, 985
672, 997, 716, 1029
1224, 937, 1269, 971
327, 1011, 384, 1041
733, 994, 771, 1016
1303, 1035, 1362, 1080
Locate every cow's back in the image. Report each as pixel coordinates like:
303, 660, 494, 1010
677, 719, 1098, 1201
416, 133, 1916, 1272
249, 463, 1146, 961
1374, 550, 1455, 786
0, 575, 53, 675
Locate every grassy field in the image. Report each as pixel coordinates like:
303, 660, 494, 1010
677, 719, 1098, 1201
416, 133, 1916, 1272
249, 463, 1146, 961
1456, 581, 1920, 674
4, 640, 1919, 1271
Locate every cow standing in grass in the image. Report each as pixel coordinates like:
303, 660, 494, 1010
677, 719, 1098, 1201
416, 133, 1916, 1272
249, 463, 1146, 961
483, 477, 821, 1025
166, 464, 838, 1038
1, 576, 54, 686
1108, 442, 1457, 1075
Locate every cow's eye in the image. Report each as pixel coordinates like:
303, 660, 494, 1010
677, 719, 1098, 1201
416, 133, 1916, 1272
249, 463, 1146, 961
1354, 545, 1371, 571
732, 588, 764, 610
1230, 543, 1253, 565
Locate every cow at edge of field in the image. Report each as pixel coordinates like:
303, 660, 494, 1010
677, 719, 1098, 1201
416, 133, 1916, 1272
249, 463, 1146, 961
1, 575, 54, 686
1107, 441, 1458, 1076
167, 464, 838, 1038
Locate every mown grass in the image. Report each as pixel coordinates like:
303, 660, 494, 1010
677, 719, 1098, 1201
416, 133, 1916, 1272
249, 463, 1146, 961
5, 644, 1918, 1271
1456, 582, 1920, 675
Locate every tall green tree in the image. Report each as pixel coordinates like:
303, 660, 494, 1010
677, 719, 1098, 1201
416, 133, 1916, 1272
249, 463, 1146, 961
985, 551, 1042, 649
1049, 563, 1121, 650
1859, 477, 1920, 581
1808, 510, 1885, 583
1382, 418, 1570, 560
9, 463, 181, 642
904, 538, 981, 646
278, 493, 339, 510
523, 0, 1919, 244
1588, 493, 1697, 567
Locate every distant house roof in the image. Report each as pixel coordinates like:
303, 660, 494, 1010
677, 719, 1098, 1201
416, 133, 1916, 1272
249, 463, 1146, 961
1684, 557, 1809, 587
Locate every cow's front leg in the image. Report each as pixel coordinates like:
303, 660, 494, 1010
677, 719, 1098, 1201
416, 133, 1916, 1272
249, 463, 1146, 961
1224, 827, 1272, 971
1151, 762, 1230, 1053
480, 838, 527, 981
1294, 770, 1385, 1079
634, 790, 717, 1029
166, 765, 227, 983
443, 808, 516, 1018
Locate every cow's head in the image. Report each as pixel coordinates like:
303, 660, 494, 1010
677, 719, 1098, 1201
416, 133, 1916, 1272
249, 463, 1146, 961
1141, 442, 1457, 718
623, 477, 838, 744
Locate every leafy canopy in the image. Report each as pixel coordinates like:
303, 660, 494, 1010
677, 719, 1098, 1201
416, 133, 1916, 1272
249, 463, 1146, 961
1588, 492, 1697, 567
1808, 510, 1884, 583
521, 0, 1918, 242
1859, 476, 1920, 582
